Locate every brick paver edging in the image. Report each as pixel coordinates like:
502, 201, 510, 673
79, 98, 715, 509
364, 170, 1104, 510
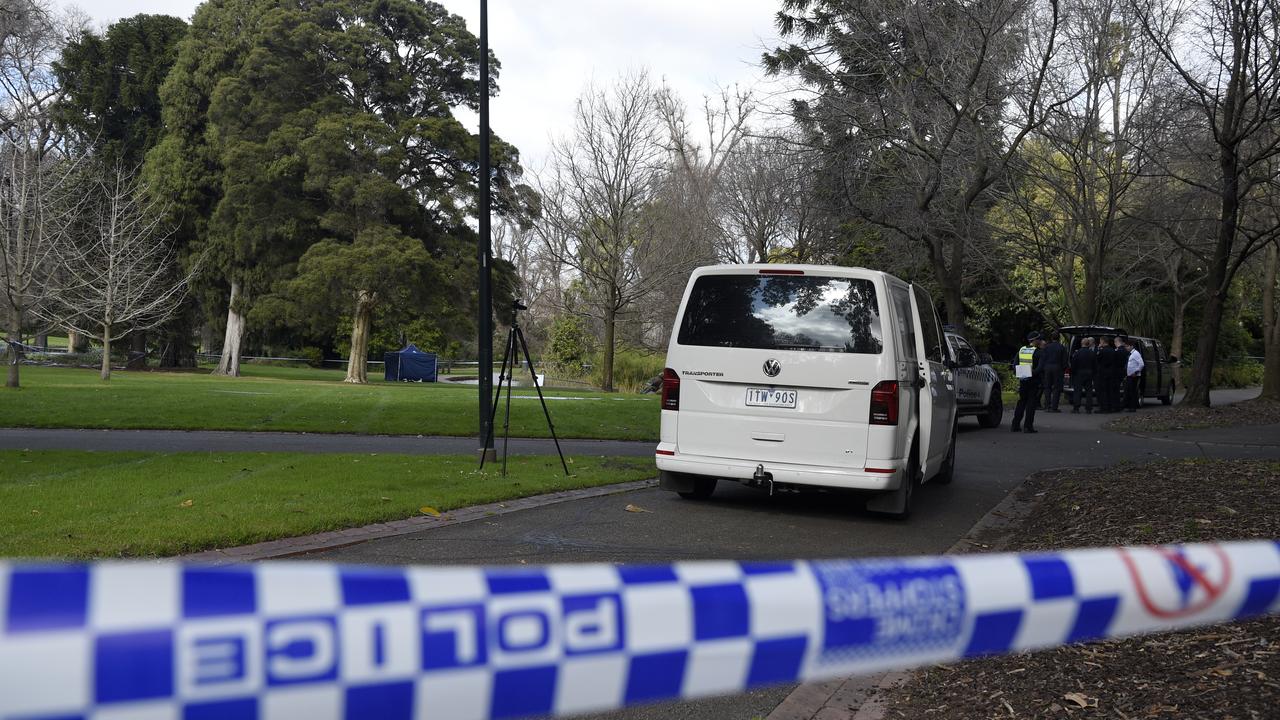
181, 478, 657, 564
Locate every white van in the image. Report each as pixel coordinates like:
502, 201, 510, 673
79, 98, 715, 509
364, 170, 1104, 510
655, 264, 958, 518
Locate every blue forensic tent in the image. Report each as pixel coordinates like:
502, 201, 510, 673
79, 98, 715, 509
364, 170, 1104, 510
384, 344, 437, 382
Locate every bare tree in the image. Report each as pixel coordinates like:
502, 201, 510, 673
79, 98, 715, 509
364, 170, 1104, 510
997, 0, 1173, 324
35, 163, 191, 380
714, 135, 793, 263
0, 0, 82, 388
1135, 0, 1280, 405
537, 71, 699, 391
767, 0, 1068, 334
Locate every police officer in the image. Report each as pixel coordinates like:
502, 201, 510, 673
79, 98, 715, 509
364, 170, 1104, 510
1070, 336, 1097, 413
1039, 331, 1068, 412
1113, 336, 1131, 411
1096, 335, 1118, 412
1011, 331, 1044, 433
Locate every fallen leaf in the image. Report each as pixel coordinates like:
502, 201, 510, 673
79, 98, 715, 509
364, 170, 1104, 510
30, 509, 40, 515
1064, 692, 1097, 708
179, 499, 194, 508
419, 506, 441, 517
380, 496, 391, 501
624, 504, 651, 513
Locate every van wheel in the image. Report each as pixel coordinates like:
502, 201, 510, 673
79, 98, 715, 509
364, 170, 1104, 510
868, 442, 918, 520
678, 477, 717, 500
1159, 382, 1174, 405
977, 387, 1003, 428
933, 425, 957, 485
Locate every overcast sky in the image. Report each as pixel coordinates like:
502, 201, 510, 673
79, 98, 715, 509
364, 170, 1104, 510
76, 0, 790, 172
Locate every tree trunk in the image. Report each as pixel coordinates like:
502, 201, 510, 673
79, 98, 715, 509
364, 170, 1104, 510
1171, 289, 1187, 391
601, 304, 616, 392
34, 331, 47, 350
1263, 242, 1279, 400
199, 323, 214, 354
1182, 144, 1242, 408
6, 328, 19, 389
927, 231, 967, 335
214, 280, 246, 377
6, 304, 23, 388
101, 326, 113, 381
68, 329, 88, 353
344, 291, 374, 384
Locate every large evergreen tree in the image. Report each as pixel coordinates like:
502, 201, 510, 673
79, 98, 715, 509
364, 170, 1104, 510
147, 0, 526, 379
54, 14, 188, 167
290, 0, 528, 383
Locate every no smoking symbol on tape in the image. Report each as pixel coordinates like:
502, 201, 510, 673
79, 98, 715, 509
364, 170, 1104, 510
1120, 545, 1233, 619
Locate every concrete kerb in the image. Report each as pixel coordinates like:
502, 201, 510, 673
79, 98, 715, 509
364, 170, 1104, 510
771, 466, 1074, 720
181, 478, 657, 564
1118, 429, 1280, 449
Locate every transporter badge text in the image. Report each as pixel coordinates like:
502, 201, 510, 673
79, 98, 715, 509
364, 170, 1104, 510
681, 370, 724, 377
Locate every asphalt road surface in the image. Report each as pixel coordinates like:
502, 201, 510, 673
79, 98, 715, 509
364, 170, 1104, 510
297, 388, 1280, 720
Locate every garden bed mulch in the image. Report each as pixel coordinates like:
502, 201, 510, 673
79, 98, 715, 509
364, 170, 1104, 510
879, 459, 1280, 719
1104, 397, 1280, 433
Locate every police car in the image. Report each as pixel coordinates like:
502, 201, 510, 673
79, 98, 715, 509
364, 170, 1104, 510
945, 332, 1003, 428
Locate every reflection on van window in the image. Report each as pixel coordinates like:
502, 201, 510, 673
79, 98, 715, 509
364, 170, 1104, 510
677, 275, 883, 354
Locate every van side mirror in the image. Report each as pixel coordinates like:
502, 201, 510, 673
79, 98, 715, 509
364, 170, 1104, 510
1167, 355, 1178, 364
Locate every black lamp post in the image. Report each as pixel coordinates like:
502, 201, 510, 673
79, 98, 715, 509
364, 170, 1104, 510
477, 0, 495, 460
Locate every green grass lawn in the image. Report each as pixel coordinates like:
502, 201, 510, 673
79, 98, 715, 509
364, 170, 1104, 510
1, 450, 655, 558
0, 365, 659, 440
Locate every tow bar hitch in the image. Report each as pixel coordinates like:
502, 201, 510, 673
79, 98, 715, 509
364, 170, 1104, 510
753, 464, 775, 496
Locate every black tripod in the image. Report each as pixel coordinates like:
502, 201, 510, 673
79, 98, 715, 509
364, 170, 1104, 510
481, 300, 570, 476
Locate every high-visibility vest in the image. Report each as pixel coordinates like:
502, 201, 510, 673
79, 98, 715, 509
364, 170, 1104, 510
1018, 345, 1035, 367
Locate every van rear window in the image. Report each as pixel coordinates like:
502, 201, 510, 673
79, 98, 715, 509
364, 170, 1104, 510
677, 275, 883, 354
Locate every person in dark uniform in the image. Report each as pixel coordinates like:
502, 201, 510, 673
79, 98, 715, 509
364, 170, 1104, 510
1011, 331, 1045, 433
1070, 336, 1097, 413
1040, 331, 1069, 412
1096, 336, 1118, 412
1113, 336, 1131, 411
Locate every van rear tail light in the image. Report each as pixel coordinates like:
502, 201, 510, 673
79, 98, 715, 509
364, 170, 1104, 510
661, 368, 680, 411
870, 380, 899, 425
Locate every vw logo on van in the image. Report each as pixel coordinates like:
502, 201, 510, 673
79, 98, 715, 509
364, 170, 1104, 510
763, 359, 782, 377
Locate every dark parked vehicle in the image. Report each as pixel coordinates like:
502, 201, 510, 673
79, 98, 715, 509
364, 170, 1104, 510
945, 331, 1003, 428
1059, 325, 1179, 405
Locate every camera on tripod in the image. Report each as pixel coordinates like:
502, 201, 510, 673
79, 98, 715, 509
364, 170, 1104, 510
482, 298, 570, 477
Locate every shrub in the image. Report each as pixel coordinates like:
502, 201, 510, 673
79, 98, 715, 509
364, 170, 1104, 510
1211, 361, 1264, 388
545, 315, 595, 374
297, 346, 325, 368
24, 350, 102, 368
591, 348, 664, 393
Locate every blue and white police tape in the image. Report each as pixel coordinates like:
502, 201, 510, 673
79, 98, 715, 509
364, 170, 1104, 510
2, 540, 1278, 720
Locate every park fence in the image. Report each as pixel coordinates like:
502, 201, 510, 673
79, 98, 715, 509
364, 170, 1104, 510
1, 540, 1276, 719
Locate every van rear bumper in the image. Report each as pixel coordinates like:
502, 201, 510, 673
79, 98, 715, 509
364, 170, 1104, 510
656, 451, 901, 491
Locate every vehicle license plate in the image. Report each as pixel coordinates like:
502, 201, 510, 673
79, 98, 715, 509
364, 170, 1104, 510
745, 388, 797, 408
